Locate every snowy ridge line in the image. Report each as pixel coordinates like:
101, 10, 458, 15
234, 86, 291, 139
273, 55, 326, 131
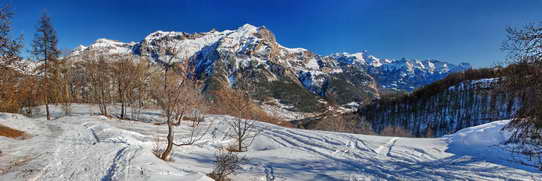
68, 24, 470, 94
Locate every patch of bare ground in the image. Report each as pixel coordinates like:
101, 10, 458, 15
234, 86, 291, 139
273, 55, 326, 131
0, 124, 28, 139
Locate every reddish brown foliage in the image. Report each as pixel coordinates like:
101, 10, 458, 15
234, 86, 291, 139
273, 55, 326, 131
0, 124, 27, 139
209, 88, 293, 128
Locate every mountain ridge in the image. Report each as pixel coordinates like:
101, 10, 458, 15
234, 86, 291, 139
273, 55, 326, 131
69, 24, 471, 112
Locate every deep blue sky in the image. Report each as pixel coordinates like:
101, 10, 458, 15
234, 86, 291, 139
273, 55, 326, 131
8, 0, 542, 67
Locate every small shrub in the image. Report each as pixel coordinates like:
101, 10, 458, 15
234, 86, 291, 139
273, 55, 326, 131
225, 144, 243, 153
208, 147, 243, 181
61, 103, 72, 116
152, 135, 165, 158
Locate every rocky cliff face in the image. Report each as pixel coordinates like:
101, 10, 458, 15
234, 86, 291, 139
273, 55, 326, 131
70, 24, 468, 113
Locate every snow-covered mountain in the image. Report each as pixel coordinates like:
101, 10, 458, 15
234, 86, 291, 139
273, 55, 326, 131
70, 24, 470, 111
329, 52, 472, 91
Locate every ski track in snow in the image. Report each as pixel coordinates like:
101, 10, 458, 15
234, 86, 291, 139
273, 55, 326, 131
1, 105, 541, 181
34, 118, 137, 181
0, 113, 145, 181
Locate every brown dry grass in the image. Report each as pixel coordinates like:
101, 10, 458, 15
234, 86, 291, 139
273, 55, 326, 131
0, 124, 27, 139
380, 126, 412, 137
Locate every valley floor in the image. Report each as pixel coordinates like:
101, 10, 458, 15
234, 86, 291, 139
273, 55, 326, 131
0, 105, 540, 181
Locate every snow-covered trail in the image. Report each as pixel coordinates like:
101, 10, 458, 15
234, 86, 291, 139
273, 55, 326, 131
1, 105, 541, 181
0, 105, 214, 181
0, 115, 144, 181
33, 116, 143, 181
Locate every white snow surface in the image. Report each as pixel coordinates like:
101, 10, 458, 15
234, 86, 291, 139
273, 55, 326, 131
1, 105, 540, 181
449, 120, 511, 147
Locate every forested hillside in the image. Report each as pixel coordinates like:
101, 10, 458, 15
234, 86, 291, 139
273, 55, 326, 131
358, 68, 519, 137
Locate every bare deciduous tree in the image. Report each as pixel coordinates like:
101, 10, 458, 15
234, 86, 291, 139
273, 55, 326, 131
125, 57, 153, 121
503, 23, 542, 62
110, 55, 152, 119
151, 42, 209, 161
54, 55, 75, 116
81, 51, 113, 116
215, 88, 261, 152
502, 22, 542, 169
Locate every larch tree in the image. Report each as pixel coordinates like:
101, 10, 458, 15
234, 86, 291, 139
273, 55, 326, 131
32, 12, 60, 120
0, 4, 24, 113
0, 4, 22, 68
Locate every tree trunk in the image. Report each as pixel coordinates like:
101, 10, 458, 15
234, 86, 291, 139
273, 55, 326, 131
44, 57, 51, 120
118, 84, 125, 119
121, 98, 125, 119
238, 120, 242, 152
161, 118, 175, 161
45, 98, 51, 120
238, 137, 242, 152
122, 102, 125, 119
100, 87, 108, 116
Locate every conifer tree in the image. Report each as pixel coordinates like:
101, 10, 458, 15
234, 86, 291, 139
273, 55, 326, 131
32, 12, 60, 120
0, 5, 22, 68
0, 4, 24, 113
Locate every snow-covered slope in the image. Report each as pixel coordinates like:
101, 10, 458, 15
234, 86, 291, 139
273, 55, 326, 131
0, 105, 539, 180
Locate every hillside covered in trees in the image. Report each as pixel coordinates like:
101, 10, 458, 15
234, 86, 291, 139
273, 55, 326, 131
358, 68, 519, 137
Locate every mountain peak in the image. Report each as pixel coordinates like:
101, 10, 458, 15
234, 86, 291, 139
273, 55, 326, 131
95, 38, 119, 44
239, 23, 258, 30
75, 45, 87, 51
234, 24, 259, 36
144, 30, 186, 41
92, 38, 137, 46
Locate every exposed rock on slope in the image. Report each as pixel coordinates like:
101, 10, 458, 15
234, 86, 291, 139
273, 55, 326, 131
70, 24, 469, 113
329, 52, 471, 91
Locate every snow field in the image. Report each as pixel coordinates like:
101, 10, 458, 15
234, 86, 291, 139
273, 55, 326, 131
0, 105, 541, 180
